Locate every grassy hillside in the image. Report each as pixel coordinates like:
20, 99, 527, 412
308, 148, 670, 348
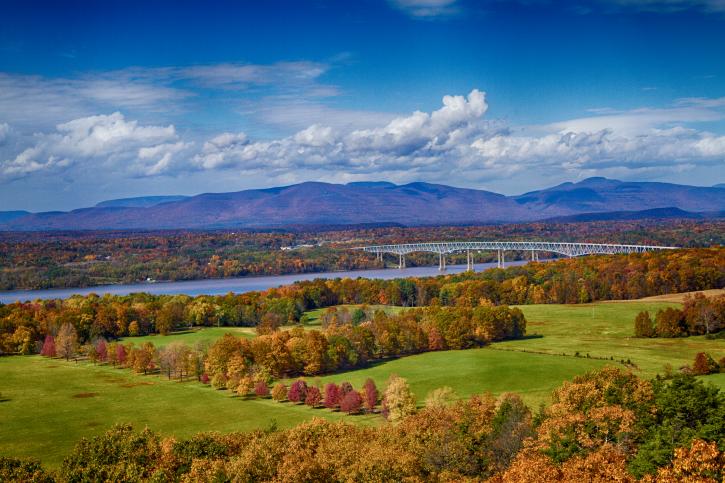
2, 297, 723, 467
509, 302, 724, 376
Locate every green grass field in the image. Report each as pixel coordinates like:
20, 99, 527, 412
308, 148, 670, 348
509, 302, 725, 377
2, 297, 723, 467
118, 326, 256, 347
0, 356, 376, 468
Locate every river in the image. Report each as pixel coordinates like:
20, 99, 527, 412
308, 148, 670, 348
0, 260, 534, 304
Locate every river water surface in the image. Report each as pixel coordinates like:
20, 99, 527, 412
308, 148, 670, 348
0, 260, 534, 304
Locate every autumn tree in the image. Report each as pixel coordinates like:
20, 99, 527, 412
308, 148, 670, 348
288, 379, 307, 403
40, 335, 56, 357
55, 323, 78, 360
254, 380, 269, 397
655, 307, 686, 337
271, 383, 287, 402
236, 377, 253, 397
305, 386, 322, 407
424, 386, 456, 408
634, 311, 655, 338
340, 390, 362, 414
692, 352, 719, 375
382, 375, 417, 422
362, 378, 378, 412
324, 383, 340, 409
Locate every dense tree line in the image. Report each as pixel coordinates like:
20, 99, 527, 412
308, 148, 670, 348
634, 293, 724, 338
1, 219, 722, 290
2, 367, 722, 482
1, 248, 722, 354
35, 305, 525, 383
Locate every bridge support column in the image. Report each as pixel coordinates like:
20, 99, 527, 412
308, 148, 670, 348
398, 253, 405, 269
466, 250, 473, 271
439, 252, 446, 271
497, 249, 505, 268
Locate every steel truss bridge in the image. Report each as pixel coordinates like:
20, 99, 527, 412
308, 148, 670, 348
355, 241, 679, 270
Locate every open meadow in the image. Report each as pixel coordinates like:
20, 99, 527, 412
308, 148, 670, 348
1, 295, 722, 467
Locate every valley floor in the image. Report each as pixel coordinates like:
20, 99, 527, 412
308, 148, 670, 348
1, 296, 722, 467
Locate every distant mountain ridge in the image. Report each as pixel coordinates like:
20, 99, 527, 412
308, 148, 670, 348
95, 195, 189, 208
2, 177, 724, 231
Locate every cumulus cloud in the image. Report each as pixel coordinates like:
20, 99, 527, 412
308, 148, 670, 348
192, 89, 489, 173
3, 90, 725, 190
0, 113, 189, 179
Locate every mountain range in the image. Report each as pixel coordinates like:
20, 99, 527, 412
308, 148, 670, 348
2, 177, 724, 231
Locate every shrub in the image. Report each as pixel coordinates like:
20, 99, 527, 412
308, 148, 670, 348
340, 390, 363, 414
200, 373, 210, 384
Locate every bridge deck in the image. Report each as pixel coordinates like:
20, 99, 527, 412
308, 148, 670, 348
355, 241, 678, 258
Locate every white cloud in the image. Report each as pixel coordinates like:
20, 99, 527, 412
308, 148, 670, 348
0, 113, 186, 179
3, 90, 725, 193
389, 0, 459, 17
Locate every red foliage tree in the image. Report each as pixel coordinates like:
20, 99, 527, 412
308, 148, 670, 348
340, 381, 353, 398
288, 379, 308, 403
340, 390, 362, 414
305, 386, 322, 407
116, 344, 127, 366
692, 352, 718, 375
200, 373, 210, 384
254, 380, 270, 397
40, 335, 56, 357
363, 378, 378, 412
324, 383, 340, 409
95, 340, 107, 362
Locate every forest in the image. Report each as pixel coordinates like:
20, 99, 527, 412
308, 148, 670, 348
1, 218, 722, 290
1, 247, 722, 354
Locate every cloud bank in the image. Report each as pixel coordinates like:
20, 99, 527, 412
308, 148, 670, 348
3, 89, 724, 190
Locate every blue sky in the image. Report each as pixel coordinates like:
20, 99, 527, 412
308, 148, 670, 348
1, 0, 724, 211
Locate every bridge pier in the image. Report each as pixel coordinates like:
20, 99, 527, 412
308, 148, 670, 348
398, 253, 406, 269
466, 249, 473, 271
497, 249, 505, 269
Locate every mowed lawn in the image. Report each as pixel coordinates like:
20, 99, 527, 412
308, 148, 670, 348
294, 349, 609, 409
506, 301, 725, 378
0, 356, 375, 468
119, 326, 256, 347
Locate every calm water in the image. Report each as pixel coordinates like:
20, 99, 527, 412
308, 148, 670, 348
0, 260, 534, 304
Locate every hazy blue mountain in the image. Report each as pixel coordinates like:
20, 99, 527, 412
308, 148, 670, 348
95, 195, 189, 208
2, 178, 723, 231
514, 177, 725, 216
0, 211, 31, 224
543, 207, 714, 222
